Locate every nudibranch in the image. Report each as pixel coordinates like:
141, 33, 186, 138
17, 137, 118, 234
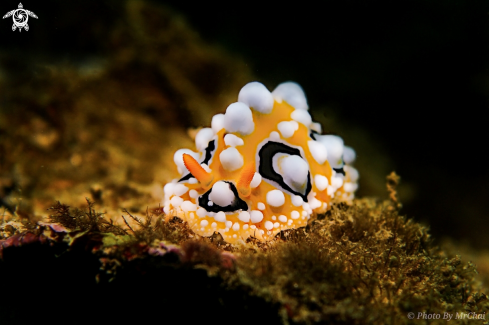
163, 81, 359, 244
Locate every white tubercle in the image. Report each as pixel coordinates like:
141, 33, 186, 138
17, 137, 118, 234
238, 211, 251, 222
173, 149, 200, 175
308, 140, 328, 165
173, 184, 189, 196
291, 195, 303, 207
278, 215, 288, 223
195, 128, 214, 151
170, 196, 183, 208
343, 146, 356, 164
224, 102, 255, 135
250, 210, 264, 223
200, 220, 208, 227
310, 122, 322, 134
277, 121, 299, 138
272, 82, 309, 110
291, 109, 312, 126
163, 183, 175, 196
347, 166, 359, 183
269, 131, 280, 140
266, 190, 285, 207
291, 211, 300, 219
238, 82, 274, 114
314, 174, 329, 191
316, 135, 344, 168
343, 182, 358, 192
181, 201, 197, 212
201, 164, 211, 173
276, 154, 309, 194
211, 114, 225, 133
209, 181, 235, 207
224, 134, 244, 147
219, 147, 244, 171
308, 196, 322, 209
189, 190, 199, 199
215, 211, 227, 222
196, 207, 207, 218
331, 176, 344, 189
250, 172, 262, 188
327, 185, 335, 196
257, 202, 266, 210
264, 221, 274, 230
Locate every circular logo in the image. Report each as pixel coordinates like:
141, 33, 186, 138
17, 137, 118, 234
13, 9, 28, 28
408, 312, 415, 319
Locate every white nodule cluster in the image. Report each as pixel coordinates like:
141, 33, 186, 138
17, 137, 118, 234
315, 135, 344, 168
224, 102, 254, 135
277, 121, 299, 138
173, 149, 200, 175
195, 128, 214, 151
219, 147, 244, 171
209, 181, 235, 207
272, 82, 309, 110
238, 82, 274, 114
224, 134, 244, 147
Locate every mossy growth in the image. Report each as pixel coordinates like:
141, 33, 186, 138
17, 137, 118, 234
1, 174, 487, 325
229, 198, 487, 324
225, 174, 488, 324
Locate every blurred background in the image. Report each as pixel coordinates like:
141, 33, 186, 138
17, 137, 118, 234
1, 0, 488, 249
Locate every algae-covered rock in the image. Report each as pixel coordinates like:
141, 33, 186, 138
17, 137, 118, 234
0, 185, 487, 324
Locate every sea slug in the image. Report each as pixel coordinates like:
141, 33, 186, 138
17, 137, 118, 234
163, 81, 359, 244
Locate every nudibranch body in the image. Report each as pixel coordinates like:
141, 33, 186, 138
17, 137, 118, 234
163, 82, 358, 244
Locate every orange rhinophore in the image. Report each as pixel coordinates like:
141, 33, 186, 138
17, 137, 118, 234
237, 162, 255, 197
182, 153, 213, 190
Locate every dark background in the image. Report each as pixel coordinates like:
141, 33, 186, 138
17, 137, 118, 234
2, 0, 489, 248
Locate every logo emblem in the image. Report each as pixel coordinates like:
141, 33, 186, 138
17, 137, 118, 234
3, 3, 38, 32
